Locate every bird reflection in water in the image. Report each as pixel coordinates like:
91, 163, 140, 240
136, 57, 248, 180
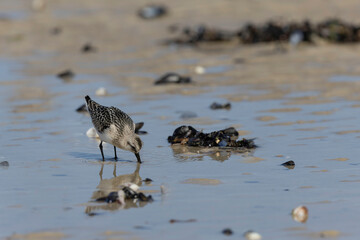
85, 162, 151, 215
171, 144, 254, 162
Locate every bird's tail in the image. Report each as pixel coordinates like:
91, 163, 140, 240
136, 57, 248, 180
85, 95, 91, 104
85, 95, 99, 111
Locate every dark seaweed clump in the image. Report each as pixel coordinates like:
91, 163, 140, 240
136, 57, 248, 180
81, 43, 96, 53
168, 125, 256, 149
281, 160, 295, 169
96, 186, 153, 203
122, 186, 153, 202
210, 102, 231, 110
316, 18, 360, 43
57, 69, 75, 81
154, 72, 192, 85
0, 161, 9, 167
238, 20, 312, 44
138, 4, 168, 20
165, 18, 360, 45
165, 25, 236, 44
76, 103, 87, 113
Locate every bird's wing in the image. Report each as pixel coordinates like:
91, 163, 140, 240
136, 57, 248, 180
109, 107, 135, 131
90, 105, 113, 132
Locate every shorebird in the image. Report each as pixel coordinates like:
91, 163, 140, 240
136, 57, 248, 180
85, 95, 142, 163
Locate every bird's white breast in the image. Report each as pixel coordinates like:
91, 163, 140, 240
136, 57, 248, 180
97, 124, 118, 144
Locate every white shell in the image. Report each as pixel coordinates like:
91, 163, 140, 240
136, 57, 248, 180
95, 87, 108, 96
160, 185, 167, 195
32, 0, 46, 11
195, 66, 205, 74
244, 231, 262, 240
117, 190, 126, 205
123, 182, 140, 192
86, 127, 99, 138
292, 205, 308, 223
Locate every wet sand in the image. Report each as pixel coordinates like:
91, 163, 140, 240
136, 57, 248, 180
1, 0, 360, 239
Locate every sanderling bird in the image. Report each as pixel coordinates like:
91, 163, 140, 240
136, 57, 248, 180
85, 95, 143, 163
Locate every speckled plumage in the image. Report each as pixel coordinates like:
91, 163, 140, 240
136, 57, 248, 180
85, 95, 142, 162
86, 96, 134, 135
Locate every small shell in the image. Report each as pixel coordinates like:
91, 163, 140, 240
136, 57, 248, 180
160, 185, 167, 195
123, 183, 140, 192
95, 87, 108, 96
117, 190, 126, 205
32, 0, 46, 11
86, 127, 99, 138
244, 230, 262, 240
195, 66, 205, 74
291, 205, 308, 223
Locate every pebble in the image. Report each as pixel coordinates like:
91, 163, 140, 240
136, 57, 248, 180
289, 30, 304, 46
95, 87, 108, 96
76, 104, 87, 113
86, 127, 99, 138
160, 185, 167, 195
143, 178, 153, 183
154, 73, 192, 85
0, 161, 9, 167
244, 230, 262, 240
138, 4, 167, 19
32, 0, 46, 11
222, 228, 233, 236
169, 219, 196, 224
81, 43, 96, 53
210, 102, 231, 110
195, 66, 205, 74
50, 27, 62, 35
57, 70, 74, 81
281, 160, 295, 169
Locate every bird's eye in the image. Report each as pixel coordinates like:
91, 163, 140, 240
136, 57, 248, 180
128, 142, 136, 152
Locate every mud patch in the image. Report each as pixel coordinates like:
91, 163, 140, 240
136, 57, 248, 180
335, 130, 360, 135
7, 231, 66, 240
181, 178, 222, 185
327, 157, 349, 162
263, 107, 302, 113
257, 116, 277, 122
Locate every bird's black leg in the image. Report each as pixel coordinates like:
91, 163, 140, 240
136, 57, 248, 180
99, 141, 105, 161
114, 146, 118, 160
135, 153, 142, 164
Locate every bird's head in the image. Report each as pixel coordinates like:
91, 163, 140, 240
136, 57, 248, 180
125, 134, 143, 163
125, 134, 142, 153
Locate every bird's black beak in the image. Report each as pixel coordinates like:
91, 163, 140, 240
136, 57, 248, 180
135, 153, 142, 163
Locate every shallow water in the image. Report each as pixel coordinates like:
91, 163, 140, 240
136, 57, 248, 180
2, 50, 360, 240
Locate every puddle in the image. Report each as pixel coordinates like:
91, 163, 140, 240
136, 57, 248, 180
329, 75, 360, 83
197, 65, 233, 74
178, 58, 199, 65
0, 11, 28, 20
